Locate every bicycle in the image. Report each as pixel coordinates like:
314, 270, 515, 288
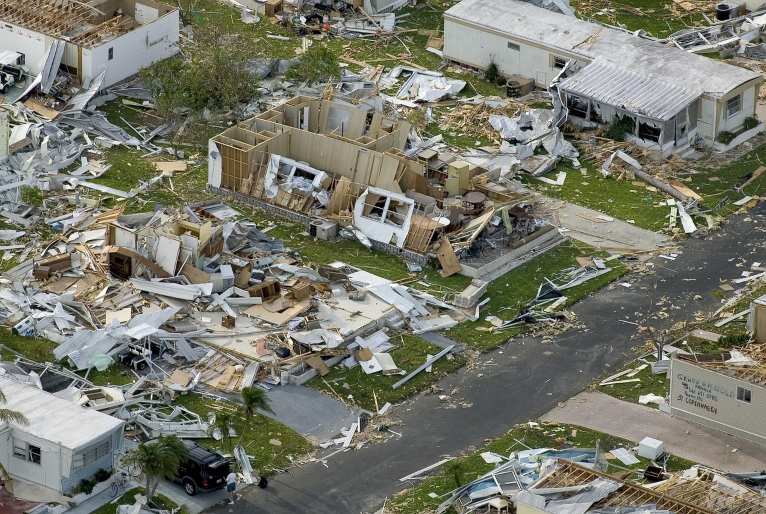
114, 449, 142, 478
109, 471, 131, 498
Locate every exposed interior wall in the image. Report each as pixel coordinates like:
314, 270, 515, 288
88, 0, 176, 24
0, 23, 48, 75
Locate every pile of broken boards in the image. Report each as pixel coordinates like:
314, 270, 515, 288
266, 1, 411, 40
0, 199, 477, 404
0, 78, 174, 229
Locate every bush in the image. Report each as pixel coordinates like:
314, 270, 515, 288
485, 59, 500, 83
604, 116, 635, 142
284, 45, 340, 86
20, 186, 43, 206
140, 19, 259, 116
744, 116, 759, 130
72, 478, 97, 496
94, 468, 112, 483
717, 332, 750, 347
717, 131, 736, 145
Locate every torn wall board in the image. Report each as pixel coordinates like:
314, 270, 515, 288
129, 278, 213, 300
353, 187, 415, 249
676, 201, 697, 234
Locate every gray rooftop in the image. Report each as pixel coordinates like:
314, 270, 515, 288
559, 59, 701, 120
445, 0, 761, 99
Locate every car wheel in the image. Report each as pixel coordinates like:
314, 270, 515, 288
137, 361, 147, 371
1, 85, 8, 94
183, 478, 197, 496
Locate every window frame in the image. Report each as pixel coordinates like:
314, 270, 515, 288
552, 55, 567, 69
726, 95, 742, 118
108, 47, 114, 61
507, 41, 520, 51
737, 386, 752, 404
13, 440, 41, 465
73, 440, 111, 469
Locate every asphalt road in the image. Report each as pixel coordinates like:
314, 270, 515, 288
206, 204, 766, 514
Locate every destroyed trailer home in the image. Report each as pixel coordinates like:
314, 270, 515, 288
513, 459, 766, 514
668, 343, 766, 447
0, 198, 473, 394
0, 0, 179, 93
0, 376, 124, 500
208, 96, 563, 279
434, 444, 766, 513
443, 0, 762, 155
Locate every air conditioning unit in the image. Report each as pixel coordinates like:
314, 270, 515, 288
505, 75, 536, 98
310, 219, 338, 241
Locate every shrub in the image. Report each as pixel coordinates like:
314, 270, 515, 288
94, 468, 112, 483
284, 45, 340, 86
717, 131, 736, 145
604, 116, 635, 142
744, 116, 759, 130
717, 332, 750, 347
485, 59, 501, 84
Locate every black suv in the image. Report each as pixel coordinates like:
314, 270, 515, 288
172, 440, 234, 496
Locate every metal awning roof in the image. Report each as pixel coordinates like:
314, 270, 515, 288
559, 59, 701, 121
0, 50, 21, 66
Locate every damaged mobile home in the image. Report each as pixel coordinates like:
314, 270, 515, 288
443, 0, 762, 154
0, 0, 179, 92
208, 97, 564, 278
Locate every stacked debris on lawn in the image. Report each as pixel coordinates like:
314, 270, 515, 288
209, 96, 564, 280
1, 195, 482, 412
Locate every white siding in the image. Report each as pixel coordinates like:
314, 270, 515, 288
669, 358, 766, 446
697, 98, 716, 141
82, 10, 179, 88
444, 18, 587, 84
0, 23, 47, 74
3, 431, 64, 492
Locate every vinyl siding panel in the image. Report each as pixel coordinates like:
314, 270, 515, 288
443, 18, 587, 84
83, 9, 179, 88
669, 358, 766, 446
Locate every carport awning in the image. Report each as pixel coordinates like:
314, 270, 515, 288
559, 59, 702, 121
0, 50, 21, 66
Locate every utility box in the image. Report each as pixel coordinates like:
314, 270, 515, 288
310, 219, 338, 241
638, 437, 664, 460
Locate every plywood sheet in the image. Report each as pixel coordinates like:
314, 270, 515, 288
244, 300, 310, 326
180, 264, 211, 284
436, 238, 462, 277
667, 179, 702, 201
305, 355, 330, 375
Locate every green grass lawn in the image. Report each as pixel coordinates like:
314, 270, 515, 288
386, 421, 695, 514
172, 392, 314, 474
309, 334, 467, 412
570, 0, 705, 39
444, 241, 627, 349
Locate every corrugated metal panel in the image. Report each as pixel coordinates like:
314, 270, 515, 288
559, 60, 700, 121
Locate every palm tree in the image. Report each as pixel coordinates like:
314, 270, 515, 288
0, 388, 28, 426
210, 411, 236, 454
443, 457, 466, 488
123, 434, 188, 501
238, 386, 274, 445
0, 388, 27, 491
